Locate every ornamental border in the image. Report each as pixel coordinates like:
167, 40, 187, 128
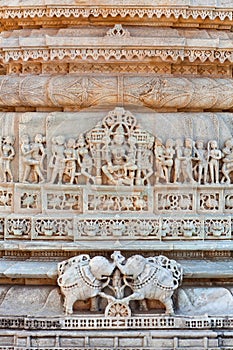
0, 6, 232, 21
1, 48, 233, 64
0, 315, 233, 330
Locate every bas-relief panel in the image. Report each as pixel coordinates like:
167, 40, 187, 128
14, 108, 233, 186
0, 107, 230, 244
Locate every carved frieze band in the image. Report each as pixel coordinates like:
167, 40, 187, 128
0, 186, 232, 240
0, 5, 232, 21
1, 47, 233, 64
7, 62, 233, 78
1, 315, 233, 330
0, 107, 231, 242
1, 76, 233, 110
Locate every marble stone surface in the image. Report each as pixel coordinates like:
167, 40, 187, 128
0, 0, 232, 348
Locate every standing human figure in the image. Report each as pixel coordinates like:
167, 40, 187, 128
154, 137, 165, 184
173, 139, 183, 184
63, 138, 77, 184
49, 135, 66, 184
221, 138, 233, 184
30, 134, 46, 183
193, 140, 208, 184
208, 140, 222, 184
1, 136, 15, 182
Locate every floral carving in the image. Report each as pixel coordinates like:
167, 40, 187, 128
34, 218, 73, 239
6, 218, 31, 238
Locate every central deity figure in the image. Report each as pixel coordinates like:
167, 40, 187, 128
102, 124, 137, 185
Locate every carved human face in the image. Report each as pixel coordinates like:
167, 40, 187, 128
67, 138, 75, 148
210, 140, 217, 149
35, 134, 43, 143
56, 135, 65, 145
196, 141, 203, 149
185, 138, 192, 148
113, 133, 124, 145
166, 139, 174, 148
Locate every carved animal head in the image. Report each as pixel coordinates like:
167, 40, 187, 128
89, 256, 115, 281
124, 255, 146, 278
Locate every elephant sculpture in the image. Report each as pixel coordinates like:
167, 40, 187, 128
111, 251, 183, 314
57, 254, 115, 314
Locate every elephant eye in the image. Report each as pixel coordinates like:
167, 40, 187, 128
83, 256, 88, 260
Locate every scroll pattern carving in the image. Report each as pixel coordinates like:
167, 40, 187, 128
77, 218, 159, 238
0, 186, 13, 211
46, 192, 82, 212
87, 193, 150, 212
5, 184, 233, 217
6, 217, 31, 239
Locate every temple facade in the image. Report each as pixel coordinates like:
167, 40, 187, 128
0, 0, 233, 349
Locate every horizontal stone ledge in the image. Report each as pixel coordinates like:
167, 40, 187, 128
0, 316, 232, 332
1, 27, 233, 64
1, 45, 233, 65
1, 75, 233, 110
1, 239, 233, 253
0, 258, 233, 280
1, 0, 232, 7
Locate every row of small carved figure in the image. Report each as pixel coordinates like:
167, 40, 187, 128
1, 133, 233, 185
57, 251, 183, 317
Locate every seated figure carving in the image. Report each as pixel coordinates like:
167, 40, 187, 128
102, 124, 137, 185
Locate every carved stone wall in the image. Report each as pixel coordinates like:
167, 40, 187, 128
0, 1, 233, 349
